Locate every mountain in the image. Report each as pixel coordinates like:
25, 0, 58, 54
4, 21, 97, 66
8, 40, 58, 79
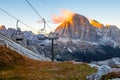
1, 13, 120, 62
0, 25, 6, 34
54, 13, 120, 62
55, 13, 120, 46
55, 14, 97, 42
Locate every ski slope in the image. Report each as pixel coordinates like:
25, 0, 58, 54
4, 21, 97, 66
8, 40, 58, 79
0, 33, 50, 61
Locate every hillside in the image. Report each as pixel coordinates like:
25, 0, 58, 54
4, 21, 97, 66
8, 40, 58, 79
0, 46, 27, 68
0, 45, 96, 80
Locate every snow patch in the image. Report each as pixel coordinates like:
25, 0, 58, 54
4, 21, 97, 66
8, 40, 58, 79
67, 48, 73, 53
87, 65, 112, 80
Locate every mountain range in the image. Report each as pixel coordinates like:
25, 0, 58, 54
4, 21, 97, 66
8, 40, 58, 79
54, 13, 120, 62
0, 13, 120, 62
55, 13, 120, 46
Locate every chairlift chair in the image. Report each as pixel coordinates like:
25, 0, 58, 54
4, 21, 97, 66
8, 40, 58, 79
15, 20, 24, 41
39, 43, 46, 51
37, 18, 47, 40
48, 32, 59, 40
37, 31, 47, 40
16, 30, 24, 41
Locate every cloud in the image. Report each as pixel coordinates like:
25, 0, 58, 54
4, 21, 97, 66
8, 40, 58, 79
52, 9, 75, 23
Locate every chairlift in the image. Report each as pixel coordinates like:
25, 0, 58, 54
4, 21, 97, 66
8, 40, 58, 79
16, 31, 24, 41
15, 20, 24, 41
37, 32, 47, 40
48, 32, 59, 40
39, 43, 46, 51
37, 18, 47, 40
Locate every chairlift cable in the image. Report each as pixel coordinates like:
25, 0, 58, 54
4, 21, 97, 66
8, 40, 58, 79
20, 21, 37, 32
46, 23, 53, 32
25, 0, 46, 31
0, 7, 37, 32
25, 0, 43, 20
0, 8, 18, 21
25, 0, 53, 32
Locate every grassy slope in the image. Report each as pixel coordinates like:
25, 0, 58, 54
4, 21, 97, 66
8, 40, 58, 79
0, 46, 96, 80
0, 46, 26, 68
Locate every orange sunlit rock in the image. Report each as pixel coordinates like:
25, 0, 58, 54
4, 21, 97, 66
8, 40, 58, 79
90, 20, 103, 28
105, 24, 111, 28
0, 25, 5, 30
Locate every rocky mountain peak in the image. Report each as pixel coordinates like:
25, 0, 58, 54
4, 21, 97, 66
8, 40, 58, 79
0, 25, 6, 30
71, 14, 90, 26
55, 13, 97, 42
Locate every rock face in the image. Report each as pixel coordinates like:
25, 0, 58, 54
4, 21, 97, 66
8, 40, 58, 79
87, 65, 112, 80
0, 25, 6, 34
88, 57, 120, 80
96, 25, 120, 47
55, 14, 97, 42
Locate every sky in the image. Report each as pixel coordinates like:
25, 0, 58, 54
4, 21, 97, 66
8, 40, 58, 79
0, 0, 120, 34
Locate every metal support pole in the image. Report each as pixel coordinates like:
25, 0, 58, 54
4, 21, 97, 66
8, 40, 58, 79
16, 20, 19, 29
51, 38, 54, 61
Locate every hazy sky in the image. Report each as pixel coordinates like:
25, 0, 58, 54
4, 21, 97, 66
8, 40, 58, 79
0, 0, 120, 33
